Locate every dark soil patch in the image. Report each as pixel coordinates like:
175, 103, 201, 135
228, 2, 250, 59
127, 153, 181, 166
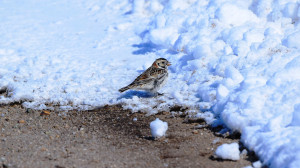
0, 104, 260, 168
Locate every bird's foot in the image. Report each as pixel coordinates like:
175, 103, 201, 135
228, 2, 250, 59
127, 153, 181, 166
158, 92, 164, 96
154, 92, 164, 96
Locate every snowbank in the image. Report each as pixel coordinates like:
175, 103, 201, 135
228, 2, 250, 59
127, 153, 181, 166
138, 1, 300, 167
1, 0, 300, 167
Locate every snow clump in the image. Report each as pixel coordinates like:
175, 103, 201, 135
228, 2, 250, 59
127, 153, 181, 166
150, 118, 168, 138
215, 142, 240, 161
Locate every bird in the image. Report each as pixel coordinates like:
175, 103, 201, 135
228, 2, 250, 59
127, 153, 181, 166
119, 58, 171, 96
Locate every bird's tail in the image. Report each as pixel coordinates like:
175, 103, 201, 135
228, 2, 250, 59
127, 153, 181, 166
119, 86, 131, 93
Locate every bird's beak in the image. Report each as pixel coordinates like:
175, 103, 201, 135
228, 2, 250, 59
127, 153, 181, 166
167, 62, 171, 66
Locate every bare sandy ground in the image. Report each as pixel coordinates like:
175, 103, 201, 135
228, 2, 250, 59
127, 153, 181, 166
0, 104, 259, 168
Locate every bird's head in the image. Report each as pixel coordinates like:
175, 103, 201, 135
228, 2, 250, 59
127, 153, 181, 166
153, 58, 171, 69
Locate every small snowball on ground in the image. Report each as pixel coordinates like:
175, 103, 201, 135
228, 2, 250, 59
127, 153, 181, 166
215, 142, 240, 160
150, 118, 168, 138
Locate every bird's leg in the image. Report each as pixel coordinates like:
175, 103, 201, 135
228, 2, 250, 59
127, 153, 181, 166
150, 90, 164, 97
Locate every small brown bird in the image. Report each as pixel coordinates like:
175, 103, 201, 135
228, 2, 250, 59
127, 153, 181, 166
119, 58, 171, 96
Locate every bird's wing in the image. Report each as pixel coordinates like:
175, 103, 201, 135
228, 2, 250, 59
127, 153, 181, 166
126, 67, 167, 88
149, 68, 166, 78
126, 67, 155, 86
133, 67, 155, 82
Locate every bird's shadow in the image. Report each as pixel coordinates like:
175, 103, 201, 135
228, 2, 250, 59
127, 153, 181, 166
117, 90, 154, 100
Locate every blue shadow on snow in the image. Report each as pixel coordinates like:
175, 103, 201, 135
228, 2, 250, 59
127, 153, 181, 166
117, 90, 154, 100
132, 42, 160, 55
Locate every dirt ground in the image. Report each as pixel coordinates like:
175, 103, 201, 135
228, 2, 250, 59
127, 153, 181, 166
0, 104, 259, 168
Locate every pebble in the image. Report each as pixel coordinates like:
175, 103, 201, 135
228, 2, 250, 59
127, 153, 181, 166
41, 147, 48, 151
192, 130, 199, 134
212, 138, 220, 144
18, 120, 25, 124
194, 124, 207, 129
40, 110, 51, 116
26, 108, 34, 113
241, 149, 248, 156
162, 111, 170, 115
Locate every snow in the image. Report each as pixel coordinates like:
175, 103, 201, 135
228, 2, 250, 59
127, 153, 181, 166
284, 31, 300, 48
1, 0, 300, 167
215, 143, 240, 161
150, 118, 168, 138
216, 3, 259, 27
253, 161, 263, 168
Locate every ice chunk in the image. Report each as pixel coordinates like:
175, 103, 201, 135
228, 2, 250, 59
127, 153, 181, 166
225, 66, 244, 86
217, 84, 229, 100
215, 142, 240, 160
